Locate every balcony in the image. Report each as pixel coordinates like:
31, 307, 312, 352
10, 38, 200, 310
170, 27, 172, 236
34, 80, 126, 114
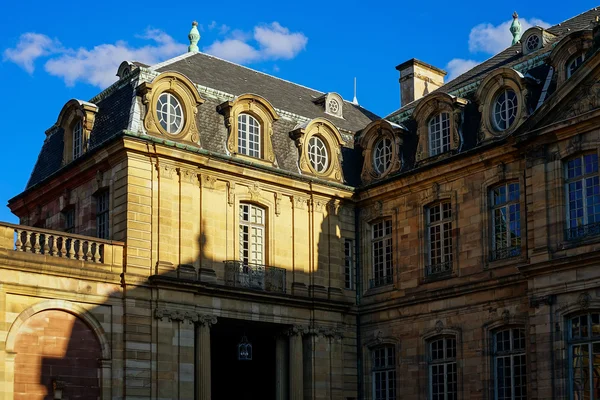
369, 274, 393, 288
490, 246, 521, 262
566, 222, 600, 241
425, 261, 452, 279
223, 261, 286, 294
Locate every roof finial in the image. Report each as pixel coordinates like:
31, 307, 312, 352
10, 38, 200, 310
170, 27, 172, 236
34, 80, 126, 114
352, 77, 359, 105
188, 21, 200, 53
510, 12, 522, 45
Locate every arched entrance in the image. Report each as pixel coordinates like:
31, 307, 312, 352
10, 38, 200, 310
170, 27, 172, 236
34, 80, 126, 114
13, 310, 103, 400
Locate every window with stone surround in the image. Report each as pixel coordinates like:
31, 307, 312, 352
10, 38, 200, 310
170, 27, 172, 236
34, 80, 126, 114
239, 203, 265, 266
344, 239, 354, 289
565, 153, 600, 241
426, 201, 453, 278
490, 182, 521, 261
428, 112, 451, 157
492, 327, 527, 400
371, 219, 393, 288
372, 345, 396, 400
567, 53, 586, 79
428, 336, 457, 400
568, 312, 600, 399
95, 191, 109, 239
237, 113, 261, 158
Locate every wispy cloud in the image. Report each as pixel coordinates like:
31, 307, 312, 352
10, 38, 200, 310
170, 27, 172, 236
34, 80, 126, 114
3, 33, 61, 73
204, 22, 307, 64
445, 17, 551, 82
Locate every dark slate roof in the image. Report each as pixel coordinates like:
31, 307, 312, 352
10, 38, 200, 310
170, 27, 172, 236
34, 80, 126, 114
155, 52, 379, 132
386, 6, 600, 120
26, 81, 134, 189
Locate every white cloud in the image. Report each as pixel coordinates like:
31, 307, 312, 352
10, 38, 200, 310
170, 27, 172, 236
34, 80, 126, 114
208, 21, 217, 30
445, 58, 480, 81
469, 18, 551, 55
3, 33, 60, 73
204, 22, 307, 64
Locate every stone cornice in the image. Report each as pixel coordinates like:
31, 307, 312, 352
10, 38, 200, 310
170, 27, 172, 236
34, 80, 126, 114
154, 308, 217, 326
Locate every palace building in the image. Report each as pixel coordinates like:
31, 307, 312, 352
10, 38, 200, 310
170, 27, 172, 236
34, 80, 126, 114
2, 6, 600, 400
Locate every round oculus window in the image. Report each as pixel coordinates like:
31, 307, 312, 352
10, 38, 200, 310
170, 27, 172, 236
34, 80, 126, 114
328, 99, 340, 114
308, 136, 329, 173
525, 35, 540, 51
157, 92, 184, 134
373, 138, 393, 174
493, 89, 518, 131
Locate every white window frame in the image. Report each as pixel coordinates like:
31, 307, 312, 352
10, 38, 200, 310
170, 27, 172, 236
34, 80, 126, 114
428, 336, 458, 400
371, 219, 393, 287
490, 182, 521, 261
239, 203, 265, 266
568, 312, 600, 400
493, 328, 527, 400
307, 135, 329, 173
426, 201, 453, 277
372, 346, 396, 400
428, 112, 451, 157
493, 89, 518, 131
72, 119, 83, 160
373, 137, 393, 174
565, 153, 600, 240
344, 239, 354, 289
96, 191, 109, 239
567, 53, 586, 78
156, 92, 184, 134
237, 113, 261, 158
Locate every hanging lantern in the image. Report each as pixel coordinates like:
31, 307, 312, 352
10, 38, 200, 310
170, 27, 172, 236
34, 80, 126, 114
238, 335, 252, 360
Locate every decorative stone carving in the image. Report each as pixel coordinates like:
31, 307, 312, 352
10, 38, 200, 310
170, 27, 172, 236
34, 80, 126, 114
435, 320, 444, 333
178, 168, 198, 184
497, 162, 506, 180
248, 182, 262, 201
501, 310, 511, 324
203, 175, 217, 189
293, 196, 308, 210
217, 94, 279, 166
578, 292, 591, 309
137, 72, 204, 144
286, 325, 308, 337
154, 308, 217, 326
157, 164, 175, 180
227, 182, 235, 206
274, 193, 282, 216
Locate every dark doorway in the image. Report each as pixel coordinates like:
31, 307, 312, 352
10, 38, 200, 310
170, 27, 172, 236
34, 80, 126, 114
211, 318, 279, 400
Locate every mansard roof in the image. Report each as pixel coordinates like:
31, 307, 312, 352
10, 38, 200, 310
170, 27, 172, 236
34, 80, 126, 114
154, 51, 379, 132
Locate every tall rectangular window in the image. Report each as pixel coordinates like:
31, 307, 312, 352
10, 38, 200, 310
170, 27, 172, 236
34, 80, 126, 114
490, 182, 521, 261
429, 112, 451, 156
493, 328, 527, 400
63, 208, 75, 234
344, 239, 353, 289
566, 153, 600, 240
427, 201, 453, 277
371, 219, 392, 288
569, 312, 600, 400
429, 336, 457, 400
239, 203, 265, 265
73, 120, 83, 159
372, 346, 396, 400
96, 191, 109, 239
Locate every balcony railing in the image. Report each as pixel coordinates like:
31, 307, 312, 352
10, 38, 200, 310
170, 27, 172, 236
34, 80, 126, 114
566, 222, 600, 241
490, 246, 521, 262
0, 222, 123, 267
425, 261, 453, 278
224, 261, 286, 293
369, 274, 393, 288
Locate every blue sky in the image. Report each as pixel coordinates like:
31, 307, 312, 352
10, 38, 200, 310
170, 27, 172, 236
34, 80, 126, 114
0, 1, 598, 223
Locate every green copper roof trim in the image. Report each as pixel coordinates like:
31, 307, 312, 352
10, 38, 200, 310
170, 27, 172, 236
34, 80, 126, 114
122, 130, 357, 192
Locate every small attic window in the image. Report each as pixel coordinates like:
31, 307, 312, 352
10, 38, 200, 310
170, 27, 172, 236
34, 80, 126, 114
318, 92, 344, 118
328, 98, 340, 114
525, 35, 540, 51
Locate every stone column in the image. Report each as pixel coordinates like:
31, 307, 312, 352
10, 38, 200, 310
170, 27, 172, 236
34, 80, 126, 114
288, 325, 306, 400
275, 334, 288, 400
195, 315, 217, 400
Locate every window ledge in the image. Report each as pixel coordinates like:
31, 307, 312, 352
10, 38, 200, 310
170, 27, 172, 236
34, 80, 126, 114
486, 254, 527, 269
363, 283, 395, 297
422, 270, 455, 283
559, 235, 600, 251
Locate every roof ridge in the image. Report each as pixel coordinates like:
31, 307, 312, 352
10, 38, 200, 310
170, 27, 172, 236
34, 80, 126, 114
547, 5, 599, 32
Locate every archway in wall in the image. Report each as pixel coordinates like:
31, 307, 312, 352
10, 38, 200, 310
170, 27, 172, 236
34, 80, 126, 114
13, 310, 103, 400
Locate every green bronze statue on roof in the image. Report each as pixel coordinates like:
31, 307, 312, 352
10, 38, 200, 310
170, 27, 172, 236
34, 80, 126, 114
188, 21, 200, 53
510, 12, 522, 45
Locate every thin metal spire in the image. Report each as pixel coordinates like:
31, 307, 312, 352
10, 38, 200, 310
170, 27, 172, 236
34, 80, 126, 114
352, 77, 359, 105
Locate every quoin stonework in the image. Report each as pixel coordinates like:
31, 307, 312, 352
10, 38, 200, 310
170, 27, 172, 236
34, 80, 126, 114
2, 6, 600, 400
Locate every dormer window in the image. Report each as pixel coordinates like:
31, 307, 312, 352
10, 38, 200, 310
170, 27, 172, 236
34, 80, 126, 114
493, 89, 518, 131
238, 113, 261, 157
525, 34, 540, 52
567, 53, 585, 78
328, 98, 340, 115
72, 120, 83, 159
373, 137, 393, 174
314, 92, 344, 118
428, 112, 451, 156
157, 92, 184, 135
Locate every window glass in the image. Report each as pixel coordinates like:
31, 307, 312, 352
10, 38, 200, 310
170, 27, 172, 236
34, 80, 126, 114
238, 114, 261, 158
490, 182, 521, 261
372, 346, 396, 400
308, 136, 329, 173
344, 239, 353, 289
429, 112, 451, 156
157, 92, 184, 134
565, 153, 600, 240
373, 138, 393, 174
371, 219, 393, 287
72, 120, 83, 159
96, 191, 109, 239
239, 203, 265, 265
429, 336, 457, 400
493, 328, 527, 400
569, 312, 600, 399
493, 90, 518, 131
427, 201, 453, 277
567, 54, 585, 78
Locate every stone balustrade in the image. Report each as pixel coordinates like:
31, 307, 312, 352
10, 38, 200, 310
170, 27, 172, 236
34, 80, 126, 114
0, 222, 123, 268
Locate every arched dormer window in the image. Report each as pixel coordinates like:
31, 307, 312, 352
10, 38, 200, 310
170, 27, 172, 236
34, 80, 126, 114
359, 119, 404, 184
520, 26, 555, 55
218, 94, 279, 166
137, 71, 204, 144
549, 30, 593, 86
290, 118, 344, 182
413, 92, 466, 163
475, 68, 527, 141
56, 99, 98, 165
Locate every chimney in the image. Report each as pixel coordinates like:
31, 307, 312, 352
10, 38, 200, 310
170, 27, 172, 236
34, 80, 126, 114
396, 58, 447, 107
